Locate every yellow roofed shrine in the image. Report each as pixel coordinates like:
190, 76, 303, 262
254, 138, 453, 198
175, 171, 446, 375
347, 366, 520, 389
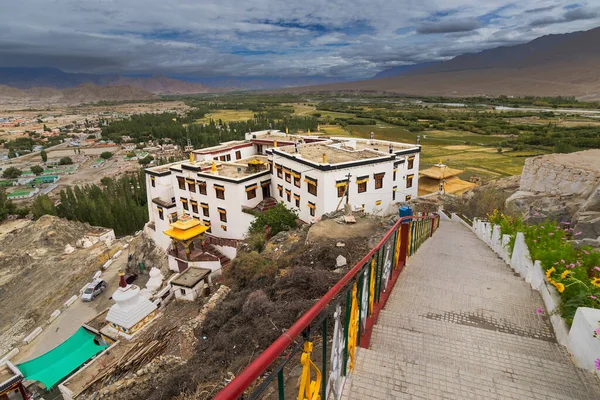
163, 214, 209, 241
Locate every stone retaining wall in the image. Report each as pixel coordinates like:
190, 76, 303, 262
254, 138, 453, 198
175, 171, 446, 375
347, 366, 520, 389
520, 155, 600, 197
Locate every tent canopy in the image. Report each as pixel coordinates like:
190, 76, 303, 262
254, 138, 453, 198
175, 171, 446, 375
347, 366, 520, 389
17, 327, 108, 389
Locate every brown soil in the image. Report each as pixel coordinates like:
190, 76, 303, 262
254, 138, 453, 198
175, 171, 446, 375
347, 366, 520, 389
127, 213, 392, 400
0, 216, 126, 355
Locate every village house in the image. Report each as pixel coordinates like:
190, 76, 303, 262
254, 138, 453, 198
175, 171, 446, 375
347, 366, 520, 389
144, 130, 420, 276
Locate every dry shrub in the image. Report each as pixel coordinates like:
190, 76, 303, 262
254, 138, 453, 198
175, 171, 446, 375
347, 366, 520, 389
242, 289, 274, 317
445, 187, 513, 219
225, 251, 276, 289
246, 231, 267, 252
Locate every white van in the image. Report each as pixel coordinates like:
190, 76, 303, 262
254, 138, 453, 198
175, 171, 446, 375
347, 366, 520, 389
81, 279, 107, 302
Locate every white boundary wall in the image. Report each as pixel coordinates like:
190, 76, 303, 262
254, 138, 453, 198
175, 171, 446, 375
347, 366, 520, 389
468, 216, 600, 376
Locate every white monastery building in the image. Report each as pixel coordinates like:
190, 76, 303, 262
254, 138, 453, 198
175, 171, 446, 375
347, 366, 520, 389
144, 130, 420, 276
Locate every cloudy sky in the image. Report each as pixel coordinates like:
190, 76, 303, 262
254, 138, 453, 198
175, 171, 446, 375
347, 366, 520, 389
2, 0, 599, 79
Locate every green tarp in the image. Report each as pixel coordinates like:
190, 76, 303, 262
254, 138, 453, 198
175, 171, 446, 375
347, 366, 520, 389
17, 327, 108, 389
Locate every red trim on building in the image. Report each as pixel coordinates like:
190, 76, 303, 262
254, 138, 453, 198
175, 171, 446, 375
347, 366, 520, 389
195, 143, 253, 155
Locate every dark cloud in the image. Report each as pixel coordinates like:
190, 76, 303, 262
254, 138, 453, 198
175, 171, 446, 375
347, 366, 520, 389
416, 19, 481, 34
1, 0, 600, 79
524, 5, 556, 14
530, 7, 597, 26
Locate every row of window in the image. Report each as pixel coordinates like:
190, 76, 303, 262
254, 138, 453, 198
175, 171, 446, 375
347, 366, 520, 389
175, 176, 227, 200
276, 185, 316, 217
213, 150, 243, 162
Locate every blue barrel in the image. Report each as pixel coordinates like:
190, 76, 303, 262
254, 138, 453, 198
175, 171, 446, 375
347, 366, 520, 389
399, 206, 412, 218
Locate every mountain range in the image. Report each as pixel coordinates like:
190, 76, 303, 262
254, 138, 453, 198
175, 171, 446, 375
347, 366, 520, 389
288, 26, 600, 100
2, 26, 600, 104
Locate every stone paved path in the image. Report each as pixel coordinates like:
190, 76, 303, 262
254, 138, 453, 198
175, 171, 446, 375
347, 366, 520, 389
342, 221, 600, 400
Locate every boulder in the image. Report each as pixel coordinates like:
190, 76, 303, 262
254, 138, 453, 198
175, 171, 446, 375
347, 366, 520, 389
63, 244, 75, 254
336, 255, 347, 268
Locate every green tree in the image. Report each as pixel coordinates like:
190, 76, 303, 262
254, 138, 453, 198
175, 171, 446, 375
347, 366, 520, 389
249, 202, 298, 237
40, 149, 47, 162
138, 155, 154, 165
2, 167, 22, 179
100, 151, 113, 160
0, 189, 8, 221
31, 195, 57, 218
59, 157, 73, 165
30, 165, 44, 175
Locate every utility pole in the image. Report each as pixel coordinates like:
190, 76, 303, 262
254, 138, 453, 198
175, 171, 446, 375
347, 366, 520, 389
345, 172, 352, 205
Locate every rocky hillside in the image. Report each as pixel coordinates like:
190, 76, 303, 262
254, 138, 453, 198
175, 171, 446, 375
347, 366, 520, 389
507, 150, 600, 245
285, 27, 600, 100
109, 76, 219, 95
0, 216, 121, 355
0, 83, 155, 106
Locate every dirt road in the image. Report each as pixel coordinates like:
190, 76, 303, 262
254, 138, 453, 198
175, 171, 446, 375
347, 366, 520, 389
14, 237, 141, 363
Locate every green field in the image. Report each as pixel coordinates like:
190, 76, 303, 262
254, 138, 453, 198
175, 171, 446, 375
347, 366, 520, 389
197, 110, 255, 123
8, 187, 36, 198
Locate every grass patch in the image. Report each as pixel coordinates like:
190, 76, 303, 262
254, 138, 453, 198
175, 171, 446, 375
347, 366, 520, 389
197, 110, 255, 123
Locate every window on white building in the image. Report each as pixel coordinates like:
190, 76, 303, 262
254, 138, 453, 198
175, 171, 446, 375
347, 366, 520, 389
246, 184, 257, 200
181, 198, 188, 211
407, 157, 415, 170
215, 185, 225, 200
218, 208, 227, 222
201, 203, 209, 217
374, 173, 385, 189
292, 171, 301, 187
157, 206, 164, 220
308, 201, 316, 217
187, 180, 196, 192
407, 174, 414, 188
294, 194, 300, 208
191, 200, 199, 214
177, 176, 185, 190
198, 182, 207, 195
356, 176, 368, 193
305, 176, 317, 196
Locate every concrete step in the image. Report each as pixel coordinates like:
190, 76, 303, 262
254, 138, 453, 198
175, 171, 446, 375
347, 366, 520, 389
367, 323, 600, 399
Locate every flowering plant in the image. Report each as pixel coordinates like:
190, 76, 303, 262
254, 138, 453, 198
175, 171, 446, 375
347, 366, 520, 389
488, 209, 600, 325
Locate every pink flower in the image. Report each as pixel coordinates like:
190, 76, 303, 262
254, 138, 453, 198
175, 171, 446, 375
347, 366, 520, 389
534, 212, 540, 217
595, 328, 600, 335
535, 308, 544, 315
561, 259, 566, 264
568, 264, 576, 269
533, 240, 537, 243
591, 296, 597, 300
595, 358, 600, 371
561, 221, 570, 225
584, 250, 590, 255
577, 261, 581, 267
594, 267, 600, 272
541, 226, 545, 229
575, 232, 582, 236
549, 232, 554, 236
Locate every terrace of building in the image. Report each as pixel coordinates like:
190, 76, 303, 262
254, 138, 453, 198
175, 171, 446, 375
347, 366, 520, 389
195, 155, 270, 179
277, 143, 388, 165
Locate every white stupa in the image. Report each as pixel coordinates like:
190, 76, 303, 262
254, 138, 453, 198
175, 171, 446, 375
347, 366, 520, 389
106, 270, 157, 338
145, 267, 164, 293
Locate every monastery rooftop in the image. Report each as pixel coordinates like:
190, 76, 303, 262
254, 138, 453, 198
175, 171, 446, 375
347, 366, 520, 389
277, 143, 389, 165
196, 155, 270, 179
171, 267, 211, 288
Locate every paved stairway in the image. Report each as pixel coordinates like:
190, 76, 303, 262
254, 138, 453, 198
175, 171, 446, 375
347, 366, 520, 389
342, 221, 600, 400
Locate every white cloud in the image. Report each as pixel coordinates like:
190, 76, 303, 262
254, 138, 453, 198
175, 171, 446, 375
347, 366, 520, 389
0, 0, 598, 78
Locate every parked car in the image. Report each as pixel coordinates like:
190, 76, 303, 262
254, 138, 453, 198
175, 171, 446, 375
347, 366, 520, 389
125, 273, 138, 285
81, 279, 107, 302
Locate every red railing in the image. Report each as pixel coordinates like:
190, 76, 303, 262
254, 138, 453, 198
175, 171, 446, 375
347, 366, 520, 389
214, 213, 440, 400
